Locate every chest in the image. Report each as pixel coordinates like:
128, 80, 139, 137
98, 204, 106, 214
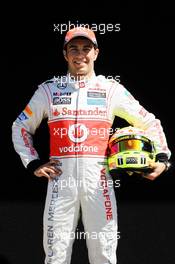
50, 85, 108, 120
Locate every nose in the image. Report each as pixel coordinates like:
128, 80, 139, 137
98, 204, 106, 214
74, 49, 85, 57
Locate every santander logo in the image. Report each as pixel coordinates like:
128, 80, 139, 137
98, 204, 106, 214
68, 123, 88, 143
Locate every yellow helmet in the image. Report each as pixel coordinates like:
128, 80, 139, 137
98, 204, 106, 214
108, 126, 156, 173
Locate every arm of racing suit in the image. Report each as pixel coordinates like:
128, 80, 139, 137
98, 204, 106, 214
110, 81, 171, 166
12, 85, 49, 173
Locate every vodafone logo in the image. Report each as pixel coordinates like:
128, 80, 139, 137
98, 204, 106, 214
68, 123, 88, 143
49, 119, 110, 157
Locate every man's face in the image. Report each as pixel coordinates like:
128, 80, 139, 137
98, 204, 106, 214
64, 37, 99, 78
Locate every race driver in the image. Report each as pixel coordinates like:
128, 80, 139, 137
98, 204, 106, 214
12, 26, 171, 264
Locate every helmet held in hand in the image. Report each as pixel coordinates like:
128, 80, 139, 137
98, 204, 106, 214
108, 126, 156, 173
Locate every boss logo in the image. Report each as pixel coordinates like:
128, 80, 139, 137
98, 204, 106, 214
126, 157, 138, 164
53, 97, 71, 105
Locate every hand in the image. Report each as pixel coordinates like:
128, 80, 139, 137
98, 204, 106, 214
142, 161, 166, 181
34, 159, 62, 180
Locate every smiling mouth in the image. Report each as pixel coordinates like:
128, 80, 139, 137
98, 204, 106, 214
74, 61, 86, 66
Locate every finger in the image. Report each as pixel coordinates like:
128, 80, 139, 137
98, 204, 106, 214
142, 174, 156, 180
50, 168, 62, 177
34, 164, 62, 179
45, 167, 59, 174
49, 160, 62, 175
142, 171, 158, 180
35, 167, 56, 178
34, 170, 50, 179
49, 165, 62, 175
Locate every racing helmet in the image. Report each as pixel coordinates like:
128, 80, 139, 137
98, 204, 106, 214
108, 126, 156, 173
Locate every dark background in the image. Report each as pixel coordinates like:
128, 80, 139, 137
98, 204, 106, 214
2, 2, 175, 263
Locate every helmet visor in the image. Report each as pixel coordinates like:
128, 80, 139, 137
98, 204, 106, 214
110, 139, 153, 155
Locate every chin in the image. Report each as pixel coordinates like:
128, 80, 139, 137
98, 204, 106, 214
76, 70, 87, 76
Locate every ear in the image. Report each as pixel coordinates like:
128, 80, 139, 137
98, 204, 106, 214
93, 48, 99, 61
63, 50, 68, 61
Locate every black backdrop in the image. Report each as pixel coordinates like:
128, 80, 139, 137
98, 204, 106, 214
2, 2, 175, 264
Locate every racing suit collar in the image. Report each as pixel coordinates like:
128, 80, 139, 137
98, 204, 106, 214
66, 72, 96, 89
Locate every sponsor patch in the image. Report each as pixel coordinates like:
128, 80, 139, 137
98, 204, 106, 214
49, 119, 111, 157
57, 83, 67, 89
87, 91, 106, 98
88, 86, 106, 92
100, 168, 113, 221
18, 112, 28, 121
24, 105, 33, 116
52, 107, 107, 117
21, 128, 36, 155
53, 97, 71, 105
87, 98, 106, 106
79, 82, 85, 88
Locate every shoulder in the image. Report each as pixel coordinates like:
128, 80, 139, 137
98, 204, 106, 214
96, 75, 124, 91
37, 76, 59, 94
40, 77, 56, 86
29, 77, 56, 100
40, 76, 68, 89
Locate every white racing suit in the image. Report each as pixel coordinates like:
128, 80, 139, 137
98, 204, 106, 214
12, 74, 171, 264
